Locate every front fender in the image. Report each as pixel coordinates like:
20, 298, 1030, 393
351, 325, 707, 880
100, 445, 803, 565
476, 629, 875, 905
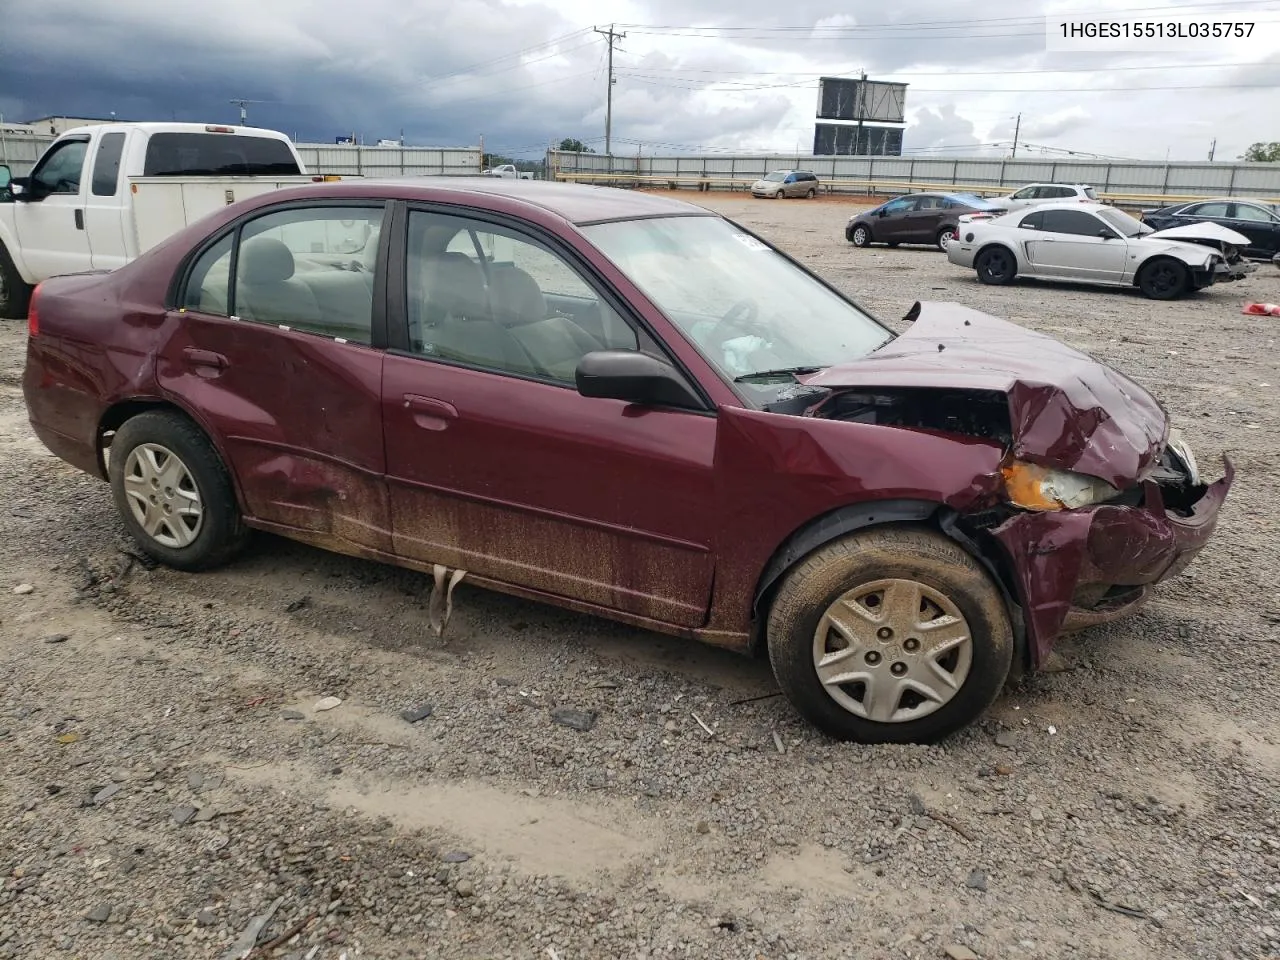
0, 210, 35, 283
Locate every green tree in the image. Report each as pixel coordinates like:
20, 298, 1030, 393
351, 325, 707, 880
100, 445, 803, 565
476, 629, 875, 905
1240, 142, 1280, 162
558, 138, 594, 153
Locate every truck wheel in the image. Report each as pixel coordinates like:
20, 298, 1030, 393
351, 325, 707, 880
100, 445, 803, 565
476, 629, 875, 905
108, 411, 249, 571
0, 243, 32, 321
766, 526, 1013, 743
1136, 258, 1188, 300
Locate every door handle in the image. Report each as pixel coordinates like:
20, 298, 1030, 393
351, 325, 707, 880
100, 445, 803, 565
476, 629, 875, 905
403, 394, 457, 430
1041, 237, 1056, 242
74, 209, 84, 230
182, 347, 228, 370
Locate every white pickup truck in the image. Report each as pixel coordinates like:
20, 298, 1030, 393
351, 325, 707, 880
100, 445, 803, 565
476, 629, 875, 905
0, 122, 335, 319
482, 164, 533, 180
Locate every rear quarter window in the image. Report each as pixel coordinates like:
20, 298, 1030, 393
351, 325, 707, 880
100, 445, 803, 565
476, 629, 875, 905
143, 133, 301, 176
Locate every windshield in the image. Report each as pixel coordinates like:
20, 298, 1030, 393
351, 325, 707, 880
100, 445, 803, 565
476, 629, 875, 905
1097, 208, 1152, 237
582, 216, 892, 398
762, 171, 788, 182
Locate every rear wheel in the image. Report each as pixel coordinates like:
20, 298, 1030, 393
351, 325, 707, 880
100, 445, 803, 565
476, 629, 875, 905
936, 226, 957, 250
766, 527, 1013, 743
975, 246, 1017, 285
0, 243, 32, 321
806, 187, 816, 199
1136, 258, 1188, 300
108, 411, 249, 571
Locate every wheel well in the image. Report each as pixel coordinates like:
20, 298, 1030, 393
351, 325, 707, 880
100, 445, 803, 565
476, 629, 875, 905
747, 501, 1027, 673
97, 399, 196, 472
975, 242, 1013, 261
1131, 254, 1186, 286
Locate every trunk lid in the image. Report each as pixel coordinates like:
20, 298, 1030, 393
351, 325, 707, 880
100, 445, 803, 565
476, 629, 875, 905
799, 302, 1168, 487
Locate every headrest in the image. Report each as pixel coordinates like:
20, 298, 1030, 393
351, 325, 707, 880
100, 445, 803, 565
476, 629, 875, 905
239, 236, 295, 284
420, 252, 487, 322
490, 267, 546, 327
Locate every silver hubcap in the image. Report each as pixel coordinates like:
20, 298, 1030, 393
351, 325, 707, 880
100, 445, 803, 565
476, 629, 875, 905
812, 578, 973, 723
941, 231, 955, 246
854, 228, 867, 244
122, 443, 204, 548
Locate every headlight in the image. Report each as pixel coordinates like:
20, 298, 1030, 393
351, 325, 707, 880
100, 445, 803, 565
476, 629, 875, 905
1001, 460, 1119, 511
1165, 428, 1200, 485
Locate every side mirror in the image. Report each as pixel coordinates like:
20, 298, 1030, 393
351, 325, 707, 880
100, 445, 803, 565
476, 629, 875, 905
575, 350, 702, 409
1098, 229, 1115, 239
878, 209, 889, 218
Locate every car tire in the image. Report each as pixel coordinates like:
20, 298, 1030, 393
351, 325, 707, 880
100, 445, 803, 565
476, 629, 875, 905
806, 188, 816, 199
975, 246, 1017, 285
935, 226, 957, 250
850, 224, 871, 247
774, 190, 784, 200
1136, 257, 1188, 300
108, 410, 250, 571
766, 526, 1014, 744
0, 242, 32, 321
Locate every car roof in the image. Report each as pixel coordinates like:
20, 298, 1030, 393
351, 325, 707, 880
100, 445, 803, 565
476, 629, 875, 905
289, 177, 717, 226
1007, 201, 1114, 213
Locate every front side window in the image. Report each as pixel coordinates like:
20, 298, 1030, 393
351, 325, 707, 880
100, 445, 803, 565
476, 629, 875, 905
31, 139, 89, 194
1231, 203, 1274, 222
91, 133, 126, 197
182, 204, 384, 344
1040, 210, 1107, 236
583, 215, 890, 398
882, 197, 912, 214
1010, 186, 1037, 200
405, 211, 643, 383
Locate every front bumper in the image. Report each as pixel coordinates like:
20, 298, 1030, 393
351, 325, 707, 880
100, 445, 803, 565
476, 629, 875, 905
1217, 259, 1257, 280
990, 456, 1234, 668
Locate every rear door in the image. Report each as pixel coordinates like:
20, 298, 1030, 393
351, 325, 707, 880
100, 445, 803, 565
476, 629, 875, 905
85, 130, 130, 271
1024, 208, 1128, 281
901, 195, 944, 242
157, 201, 394, 553
13, 135, 93, 279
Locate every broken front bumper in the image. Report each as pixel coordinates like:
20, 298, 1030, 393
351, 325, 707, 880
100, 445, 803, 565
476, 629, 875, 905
1217, 260, 1258, 281
990, 456, 1234, 668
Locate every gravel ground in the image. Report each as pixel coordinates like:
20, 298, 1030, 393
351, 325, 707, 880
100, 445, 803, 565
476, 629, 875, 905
2, 192, 1279, 960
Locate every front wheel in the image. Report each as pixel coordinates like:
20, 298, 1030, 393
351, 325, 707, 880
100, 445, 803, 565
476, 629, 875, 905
1136, 258, 1188, 300
0, 243, 32, 321
766, 527, 1013, 743
850, 224, 871, 247
773, 190, 784, 200
108, 411, 249, 571
975, 246, 1017, 285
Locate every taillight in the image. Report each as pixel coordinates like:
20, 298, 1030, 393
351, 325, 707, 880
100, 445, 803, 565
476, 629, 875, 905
27, 283, 42, 337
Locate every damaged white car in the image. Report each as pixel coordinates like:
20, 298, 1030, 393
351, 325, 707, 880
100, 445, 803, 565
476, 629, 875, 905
947, 202, 1256, 300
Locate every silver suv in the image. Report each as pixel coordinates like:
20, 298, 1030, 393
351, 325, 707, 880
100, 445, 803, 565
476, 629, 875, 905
751, 170, 820, 199
1002, 183, 1099, 210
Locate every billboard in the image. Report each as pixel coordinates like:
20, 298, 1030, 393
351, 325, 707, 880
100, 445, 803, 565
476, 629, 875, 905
813, 124, 904, 157
816, 78, 908, 124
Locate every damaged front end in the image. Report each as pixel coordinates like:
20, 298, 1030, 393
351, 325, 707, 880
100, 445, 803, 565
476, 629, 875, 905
797, 302, 1234, 669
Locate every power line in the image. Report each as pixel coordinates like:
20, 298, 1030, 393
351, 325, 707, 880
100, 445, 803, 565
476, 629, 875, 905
613, 61, 1252, 78
620, 75, 1280, 94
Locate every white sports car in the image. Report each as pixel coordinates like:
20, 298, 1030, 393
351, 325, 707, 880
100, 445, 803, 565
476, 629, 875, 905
946, 202, 1256, 300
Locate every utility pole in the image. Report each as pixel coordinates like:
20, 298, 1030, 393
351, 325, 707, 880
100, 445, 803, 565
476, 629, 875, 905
228, 98, 266, 126
595, 24, 626, 156
1208, 138, 1217, 161
1011, 113, 1021, 158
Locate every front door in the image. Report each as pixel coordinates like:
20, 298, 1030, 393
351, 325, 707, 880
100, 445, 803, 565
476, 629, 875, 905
1024, 209, 1128, 281
1226, 203, 1280, 258
381, 208, 717, 627
874, 197, 915, 242
156, 202, 393, 553
14, 136, 92, 279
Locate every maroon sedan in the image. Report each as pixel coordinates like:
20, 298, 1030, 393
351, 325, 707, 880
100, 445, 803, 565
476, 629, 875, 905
22, 179, 1231, 743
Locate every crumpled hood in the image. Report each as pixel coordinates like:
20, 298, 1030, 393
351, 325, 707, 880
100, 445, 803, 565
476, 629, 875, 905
800, 302, 1168, 487
1145, 222, 1251, 246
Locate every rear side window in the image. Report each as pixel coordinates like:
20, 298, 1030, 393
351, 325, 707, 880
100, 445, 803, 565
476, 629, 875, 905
143, 133, 301, 176
1019, 211, 1044, 230
91, 132, 126, 197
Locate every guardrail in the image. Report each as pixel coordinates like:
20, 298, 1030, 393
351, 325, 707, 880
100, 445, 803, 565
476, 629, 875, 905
552, 171, 1280, 208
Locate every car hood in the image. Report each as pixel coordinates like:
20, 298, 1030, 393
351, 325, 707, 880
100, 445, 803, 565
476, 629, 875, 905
1144, 222, 1251, 246
799, 301, 1168, 487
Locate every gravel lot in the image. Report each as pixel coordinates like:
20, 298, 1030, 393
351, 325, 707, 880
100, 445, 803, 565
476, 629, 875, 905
2, 192, 1279, 960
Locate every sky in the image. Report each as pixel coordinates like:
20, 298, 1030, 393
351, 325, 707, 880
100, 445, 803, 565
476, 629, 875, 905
0, 0, 1277, 161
